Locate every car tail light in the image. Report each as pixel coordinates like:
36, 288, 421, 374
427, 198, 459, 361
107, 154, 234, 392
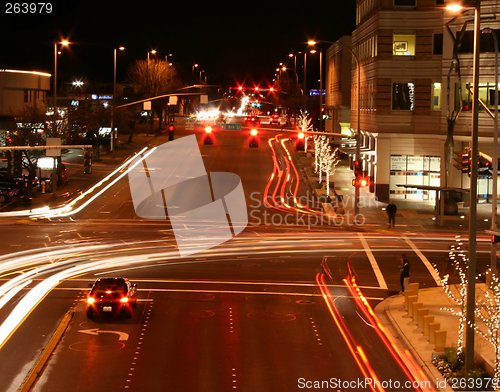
120, 297, 129, 303
250, 129, 258, 136
87, 297, 96, 304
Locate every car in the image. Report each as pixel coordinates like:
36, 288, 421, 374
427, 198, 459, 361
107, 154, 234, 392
244, 115, 260, 126
86, 277, 137, 319
270, 114, 281, 125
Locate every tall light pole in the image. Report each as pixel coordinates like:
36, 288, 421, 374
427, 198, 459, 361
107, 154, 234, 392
308, 39, 362, 215
483, 27, 499, 277
447, 0, 481, 373
192, 63, 199, 84
110, 46, 125, 152
52, 39, 70, 135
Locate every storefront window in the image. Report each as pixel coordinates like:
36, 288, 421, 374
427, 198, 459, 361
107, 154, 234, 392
390, 155, 441, 200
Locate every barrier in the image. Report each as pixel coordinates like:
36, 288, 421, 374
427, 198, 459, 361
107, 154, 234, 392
423, 315, 435, 338
406, 295, 418, 313
434, 330, 447, 352
416, 308, 430, 329
429, 322, 441, 344
410, 301, 423, 319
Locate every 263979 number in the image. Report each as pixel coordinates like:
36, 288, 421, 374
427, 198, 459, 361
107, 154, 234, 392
5, 3, 53, 14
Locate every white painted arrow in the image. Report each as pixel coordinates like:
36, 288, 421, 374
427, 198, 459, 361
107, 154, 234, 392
78, 328, 129, 341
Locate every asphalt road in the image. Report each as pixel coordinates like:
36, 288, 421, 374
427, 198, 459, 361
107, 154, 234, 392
0, 124, 494, 392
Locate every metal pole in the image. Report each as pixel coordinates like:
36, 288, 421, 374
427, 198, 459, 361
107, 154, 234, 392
53, 42, 57, 135
303, 51, 307, 98
355, 51, 361, 217
465, 2, 480, 373
491, 29, 498, 277
111, 48, 116, 152
319, 49, 323, 132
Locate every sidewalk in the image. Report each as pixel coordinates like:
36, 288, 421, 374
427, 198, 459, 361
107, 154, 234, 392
375, 285, 497, 391
295, 150, 496, 235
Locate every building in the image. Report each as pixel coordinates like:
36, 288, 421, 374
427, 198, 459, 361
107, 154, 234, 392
328, 0, 500, 204
0, 69, 51, 117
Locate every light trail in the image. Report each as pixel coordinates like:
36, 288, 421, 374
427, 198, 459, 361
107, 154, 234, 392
0, 147, 150, 219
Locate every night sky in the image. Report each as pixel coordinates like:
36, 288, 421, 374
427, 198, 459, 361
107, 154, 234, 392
0, 1, 356, 88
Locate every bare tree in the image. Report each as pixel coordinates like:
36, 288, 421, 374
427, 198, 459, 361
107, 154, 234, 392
127, 59, 181, 133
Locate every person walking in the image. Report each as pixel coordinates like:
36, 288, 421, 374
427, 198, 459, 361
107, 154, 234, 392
386, 201, 397, 228
399, 254, 410, 293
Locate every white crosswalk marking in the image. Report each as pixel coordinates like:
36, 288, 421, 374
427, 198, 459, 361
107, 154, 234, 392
357, 233, 388, 290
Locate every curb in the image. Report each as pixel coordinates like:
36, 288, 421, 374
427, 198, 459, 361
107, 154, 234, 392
18, 310, 74, 392
375, 297, 452, 391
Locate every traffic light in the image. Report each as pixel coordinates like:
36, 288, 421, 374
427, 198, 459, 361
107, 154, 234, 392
478, 155, 492, 176
461, 151, 471, 174
249, 128, 259, 148
369, 175, 375, 193
203, 126, 214, 145
351, 177, 369, 188
296, 132, 305, 151
168, 124, 175, 141
353, 160, 363, 179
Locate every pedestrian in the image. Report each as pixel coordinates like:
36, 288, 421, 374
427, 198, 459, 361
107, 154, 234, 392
386, 201, 397, 228
399, 254, 410, 293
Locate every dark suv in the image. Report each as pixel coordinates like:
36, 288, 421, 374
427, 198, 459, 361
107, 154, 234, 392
86, 277, 137, 319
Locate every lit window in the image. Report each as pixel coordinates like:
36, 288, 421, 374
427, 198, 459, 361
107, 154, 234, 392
392, 82, 414, 111
393, 34, 416, 56
432, 82, 441, 111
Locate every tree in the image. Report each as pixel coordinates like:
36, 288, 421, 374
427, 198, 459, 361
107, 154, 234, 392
474, 274, 500, 381
298, 109, 313, 152
127, 59, 182, 133
434, 240, 468, 357
6, 106, 46, 179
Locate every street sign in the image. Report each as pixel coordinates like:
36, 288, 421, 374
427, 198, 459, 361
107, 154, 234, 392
169, 95, 178, 105
45, 138, 61, 157
143, 101, 151, 111
223, 123, 241, 130
200, 94, 208, 104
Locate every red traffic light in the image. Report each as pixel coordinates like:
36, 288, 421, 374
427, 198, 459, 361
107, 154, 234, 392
204, 126, 213, 134
250, 128, 258, 136
297, 132, 305, 139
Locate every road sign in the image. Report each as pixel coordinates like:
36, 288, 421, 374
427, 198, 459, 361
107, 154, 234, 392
223, 123, 241, 130
169, 95, 178, 105
46, 138, 61, 157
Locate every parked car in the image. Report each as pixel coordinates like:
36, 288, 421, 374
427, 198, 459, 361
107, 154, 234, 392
0, 181, 20, 203
86, 277, 137, 319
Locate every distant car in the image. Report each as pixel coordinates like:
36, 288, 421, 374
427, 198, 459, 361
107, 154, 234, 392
270, 114, 281, 125
244, 115, 260, 126
86, 277, 137, 319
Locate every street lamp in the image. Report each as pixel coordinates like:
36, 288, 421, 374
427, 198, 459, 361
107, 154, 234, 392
53, 39, 70, 134
110, 46, 125, 152
192, 63, 199, 83
307, 41, 324, 132
308, 39, 362, 216
446, 0, 481, 373
483, 27, 499, 277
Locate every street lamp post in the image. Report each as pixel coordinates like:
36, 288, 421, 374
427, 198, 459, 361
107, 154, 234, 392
192, 63, 199, 84
483, 27, 499, 277
446, 0, 481, 372
111, 46, 125, 152
53, 39, 69, 135
308, 39, 361, 216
